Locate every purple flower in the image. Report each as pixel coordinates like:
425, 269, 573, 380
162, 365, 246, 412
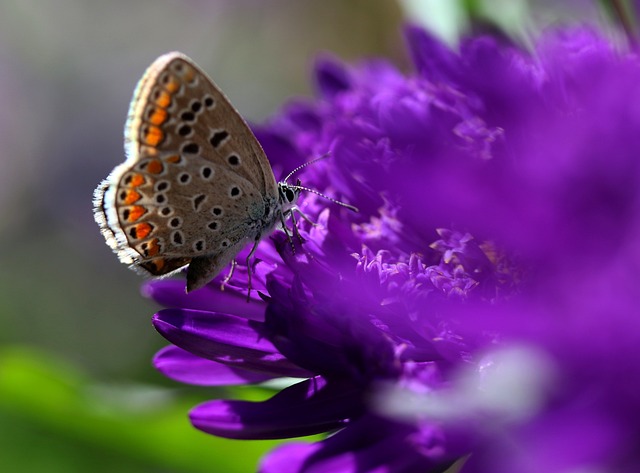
148, 24, 640, 472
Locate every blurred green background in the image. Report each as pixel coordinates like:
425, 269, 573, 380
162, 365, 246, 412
0, 1, 609, 472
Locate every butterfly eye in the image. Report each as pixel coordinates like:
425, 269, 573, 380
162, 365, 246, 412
285, 188, 296, 203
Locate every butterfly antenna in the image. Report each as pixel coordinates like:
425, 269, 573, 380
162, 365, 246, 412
284, 153, 332, 183
290, 184, 358, 212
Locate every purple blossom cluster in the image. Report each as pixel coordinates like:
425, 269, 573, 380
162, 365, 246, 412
147, 25, 640, 472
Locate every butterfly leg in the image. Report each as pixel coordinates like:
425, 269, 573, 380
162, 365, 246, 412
289, 210, 306, 246
293, 207, 318, 227
220, 259, 237, 291
279, 212, 296, 254
245, 238, 260, 301
290, 208, 316, 263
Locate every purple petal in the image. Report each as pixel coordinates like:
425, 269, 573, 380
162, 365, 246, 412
142, 279, 267, 321
153, 346, 276, 386
190, 377, 363, 439
153, 309, 312, 378
404, 24, 463, 82
314, 55, 353, 99
264, 277, 399, 381
458, 34, 542, 128
253, 127, 304, 179
261, 415, 454, 473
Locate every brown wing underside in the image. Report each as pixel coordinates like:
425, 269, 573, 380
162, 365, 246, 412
103, 52, 280, 277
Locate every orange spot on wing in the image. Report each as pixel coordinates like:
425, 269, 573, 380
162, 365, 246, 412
182, 66, 196, 83
128, 205, 147, 222
141, 256, 189, 275
165, 154, 181, 164
142, 125, 164, 147
145, 238, 161, 257
129, 174, 145, 187
163, 75, 181, 93
123, 189, 141, 204
152, 258, 165, 271
134, 223, 153, 239
146, 159, 164, 174
147, 107, 168, 125
154, 90, 171, 108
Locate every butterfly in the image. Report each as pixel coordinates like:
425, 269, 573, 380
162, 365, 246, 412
93, 52, 304, 294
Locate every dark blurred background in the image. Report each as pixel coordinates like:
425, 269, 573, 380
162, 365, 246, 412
0, 1, 604, 472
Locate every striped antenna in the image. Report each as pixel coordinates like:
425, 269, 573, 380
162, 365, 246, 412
289, 183, 358, 212
283, 153, 332, 183
282, 153, 358, 212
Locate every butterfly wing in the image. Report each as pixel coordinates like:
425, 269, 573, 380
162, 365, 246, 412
124, 52, 276, 194
94, 52, 278, 280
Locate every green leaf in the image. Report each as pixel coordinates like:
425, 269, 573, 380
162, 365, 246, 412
0, 346, 306, 473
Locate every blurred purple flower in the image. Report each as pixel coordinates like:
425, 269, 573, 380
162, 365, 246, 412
147, 24, 640, 473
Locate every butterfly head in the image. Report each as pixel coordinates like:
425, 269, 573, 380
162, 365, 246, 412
278, 179, 302, 213
279, 175, 359, 214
